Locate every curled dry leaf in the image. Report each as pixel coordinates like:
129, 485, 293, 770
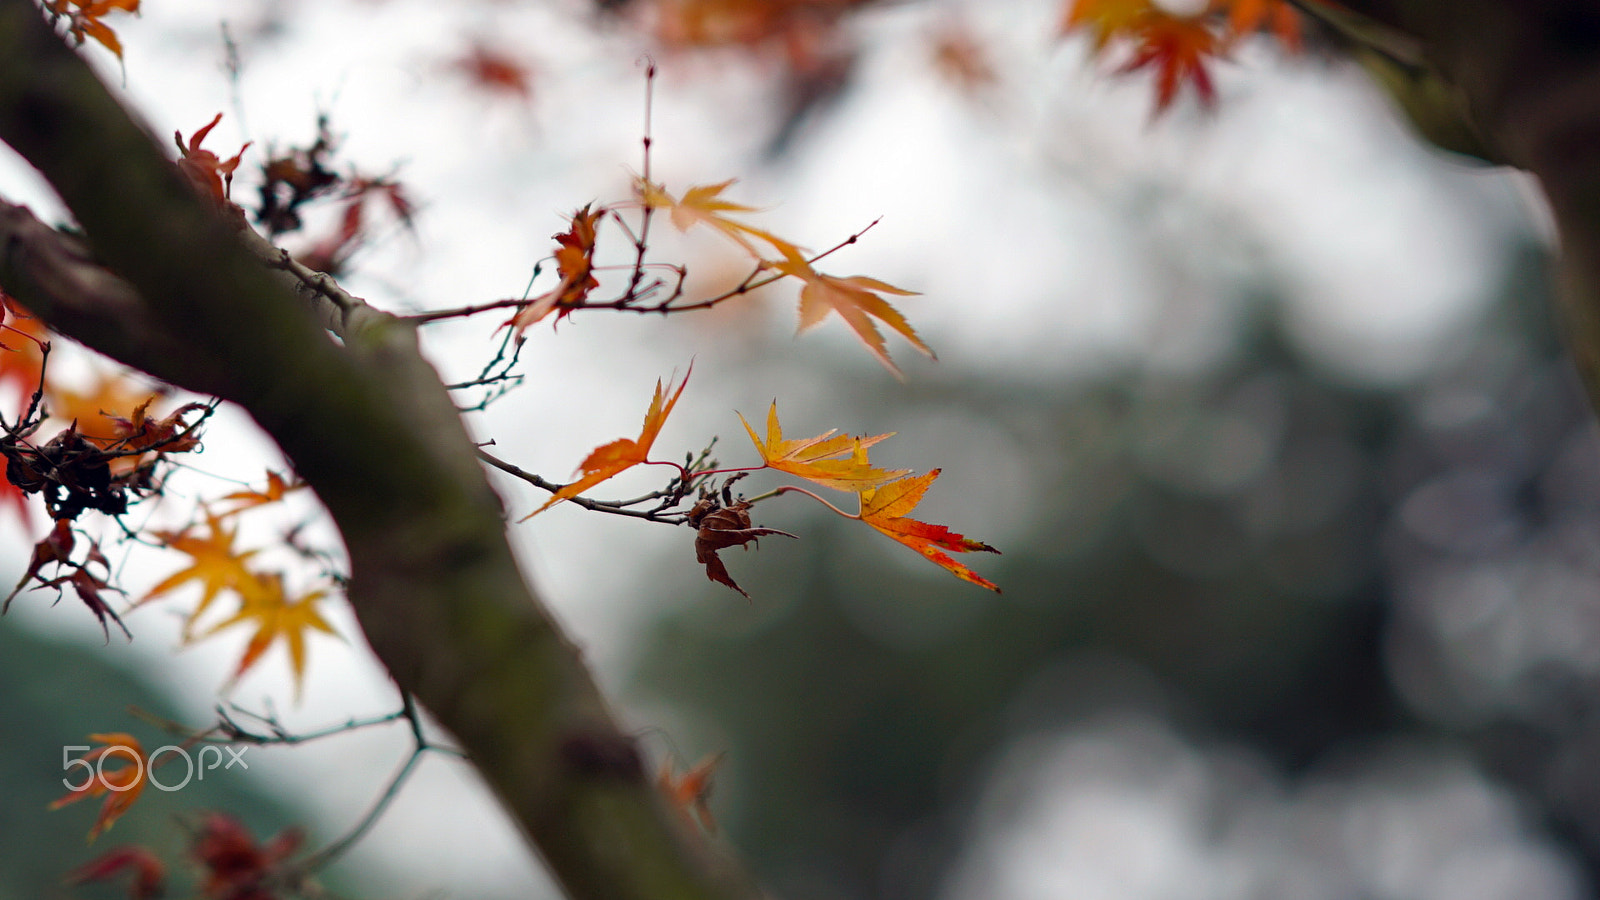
688, 498, 796, 597
3, 519, 130, 640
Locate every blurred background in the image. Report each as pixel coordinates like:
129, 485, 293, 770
2, 1, 1596, 898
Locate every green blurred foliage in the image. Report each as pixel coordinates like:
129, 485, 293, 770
630, 240, 1600, 899
0, 622, 298, 899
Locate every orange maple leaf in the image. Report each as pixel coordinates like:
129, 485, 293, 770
1214, 0, 1302, 48
523, 366, 692, 518
141, 511, 260, 640
505, 205, 604, 338
52, 733, 148, 842
856, 468, 1000, 592
0, 295, 48, 410
202, 573, 339, 699
217, 469, 305, 515
0, 297, 47, 525
658, 752, 726, 833
1120, 12, 1222, 112
175, 114, 251, 205
46, 0, 141, 59
635, 178, 799, 258
738, 401, 907, 492
772, 247, 932, 378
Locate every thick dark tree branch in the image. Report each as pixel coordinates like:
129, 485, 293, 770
1373, 1, 1600, 408
0, 4, 760, 900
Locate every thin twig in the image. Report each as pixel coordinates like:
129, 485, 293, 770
476, 446, 692, 523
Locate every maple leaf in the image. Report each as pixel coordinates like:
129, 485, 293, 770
46, 0, 141, 59
1214, 0, 1302, 48
688, 498, 796, 597
635, 178, 799, 258
772, 247, 933, 378
1120, 12, 1222, 112
451, 41, 536, 100
856, 468, 1000, 592
505, 205, 604, 338
191, 813, 304, 899
523, 366, 692, 518
0, 294, 48, 412
202, 573, 339, 699
141, 511, 260, 640
52, 733, 148, 841
658, 753, 726, 833
1060, 0, 1155, 49
47, 371, 162, 449
37, 559, 129, 642
218, 469, 305, 515
175, 114, 251, 205
0, 297, 46, 526
737, 401, 907, 491
104, 399, 208, 455
64, 844, 166, 900
2, 518, 72, 614
3, 519, 130, 639
929, 20, 999, 94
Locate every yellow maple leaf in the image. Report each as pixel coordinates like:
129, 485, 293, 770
738, 401, 907, 492
523, 366, 692, 517
203, 573, 338, 699
140, 511, 259, 640
772, 247, 933, 378
1060, 0, 1155, 48
635, 177, 799, 259
857, 468, 1000, 592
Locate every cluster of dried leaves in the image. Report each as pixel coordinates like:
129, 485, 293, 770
62, 797, 306, 900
